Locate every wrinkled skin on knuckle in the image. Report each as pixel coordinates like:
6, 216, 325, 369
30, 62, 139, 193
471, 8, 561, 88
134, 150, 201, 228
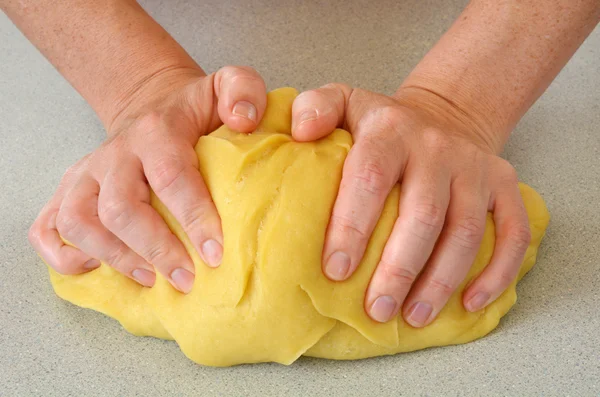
104, 245, 128, 269
97, 196, 132, 231
410, 201, 446, 240
330, 214, 370, 243
179, 205, 210, 233
55, 208, 88, 242
425, 277, 456, 296
449, 215, 485, 250
378, 259, 417, 289
144, 239, 173, 264
351, 156, 390, 196
494, 268, 519, 290
506, 223, 532, 254
148, 157, 188, 195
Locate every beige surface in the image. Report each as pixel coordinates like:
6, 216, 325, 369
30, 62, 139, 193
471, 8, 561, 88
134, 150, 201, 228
1, 0, 599, 395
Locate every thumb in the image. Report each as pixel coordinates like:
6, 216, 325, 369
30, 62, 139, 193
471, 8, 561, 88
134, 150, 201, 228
213, 65, 268, 133
291, 83, 353, 142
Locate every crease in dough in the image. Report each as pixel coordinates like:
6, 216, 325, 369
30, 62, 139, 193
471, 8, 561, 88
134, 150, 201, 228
46, 87, 550, 366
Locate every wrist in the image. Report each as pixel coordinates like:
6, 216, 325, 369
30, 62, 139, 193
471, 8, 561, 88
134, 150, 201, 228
394, 80, 507, 154
102, 65, 205, 135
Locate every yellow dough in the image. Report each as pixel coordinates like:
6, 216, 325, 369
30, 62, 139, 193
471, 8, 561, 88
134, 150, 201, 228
47, 88, 550, 367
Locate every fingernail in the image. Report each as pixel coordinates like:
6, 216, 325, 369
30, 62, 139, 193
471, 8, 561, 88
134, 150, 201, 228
83, 259, 100, 269
406, 302, 433, 327
466, 291, 490, 312
324, 251, 351, 281
170, 268, 195, 294
292, 109, 318, 132
201, 239, 223, 268
232, 101, 257, 122
132, 268, 156, 287
369, 295, 398, 323
298, 109, 318, 125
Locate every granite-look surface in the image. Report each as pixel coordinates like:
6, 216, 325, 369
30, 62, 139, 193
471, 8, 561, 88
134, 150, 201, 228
1, 1, 599, 395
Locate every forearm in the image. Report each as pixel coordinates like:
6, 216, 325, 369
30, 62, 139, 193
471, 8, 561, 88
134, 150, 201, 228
397, 0, 600, 151
2, 0, 203, 130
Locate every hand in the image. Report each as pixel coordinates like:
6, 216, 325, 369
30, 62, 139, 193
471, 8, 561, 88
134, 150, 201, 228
29, 66, 267, 293
291, 84, 531, 327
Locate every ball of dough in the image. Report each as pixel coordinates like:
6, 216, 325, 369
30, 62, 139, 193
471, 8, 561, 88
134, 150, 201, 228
47, 88, 550, 367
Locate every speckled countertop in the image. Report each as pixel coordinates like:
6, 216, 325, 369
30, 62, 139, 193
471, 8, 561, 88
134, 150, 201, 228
1, 1, 599, 396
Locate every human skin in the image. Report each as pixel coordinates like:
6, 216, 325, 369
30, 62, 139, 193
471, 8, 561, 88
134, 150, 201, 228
3, 1, 599, 325
291, 0, 599, 326
2, 0, 269, 293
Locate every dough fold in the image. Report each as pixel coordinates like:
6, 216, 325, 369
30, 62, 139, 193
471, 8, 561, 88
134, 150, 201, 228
47, 88, 550, 366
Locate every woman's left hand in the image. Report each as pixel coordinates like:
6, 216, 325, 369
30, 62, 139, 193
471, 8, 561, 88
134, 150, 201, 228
291, 84, 531, 327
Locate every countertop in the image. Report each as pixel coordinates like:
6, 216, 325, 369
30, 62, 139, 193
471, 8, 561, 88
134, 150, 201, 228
1, 1, 599, 395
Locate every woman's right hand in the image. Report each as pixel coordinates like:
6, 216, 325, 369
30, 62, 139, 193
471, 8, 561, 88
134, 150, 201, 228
29, 66, 267, 293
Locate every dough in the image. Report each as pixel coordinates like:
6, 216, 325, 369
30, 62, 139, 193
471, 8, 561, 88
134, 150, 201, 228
47, 88, 550, 367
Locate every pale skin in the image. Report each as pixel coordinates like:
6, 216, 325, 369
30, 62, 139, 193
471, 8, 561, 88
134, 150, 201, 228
3, 0, 599, 327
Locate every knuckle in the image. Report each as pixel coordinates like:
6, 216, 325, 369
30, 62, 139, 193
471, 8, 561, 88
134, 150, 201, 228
222, 65, 249, 75
179, 205, 212, 235
104, 245, 128, 268
379, 259, 418, 287
411, 201, 445, 239
496, 269, 518, 288
322, 82, 347, 91
51, 258, 72, 274
427, 277, 456, 296
60, 162, 86, 186
351, 158, 389, 196
498, 159, 519, 185
294, 90, 319, 107
98, 196, 132, 230
148, 157, 187, 194
235, 65, 260, 77
28, 222, 42, 247
143, 240, 172, 264
224, 66, 263, 86
136, 111, 164, 133
330, 214, 369, 242
55, 209, 87, 240
507, 223, 532, 253
63, 164, 79, 179
421, 128, 451, 153
322, 82, 352, 99
449, 216, 484, 249
374, 106, 405, 130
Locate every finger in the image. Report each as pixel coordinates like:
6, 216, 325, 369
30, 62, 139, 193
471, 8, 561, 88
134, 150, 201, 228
56, 175, 155, 286
322, 113, 405, 282
140, 143, 223, 269
213, 65, 267, 133
29, 194, 97, 275
401, 176, 489, 327
365, 159, 450, 323
98, 160, 196, 294
29, 164, 97, 274
291, 83, 353, 142
463, 165, 530, 312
